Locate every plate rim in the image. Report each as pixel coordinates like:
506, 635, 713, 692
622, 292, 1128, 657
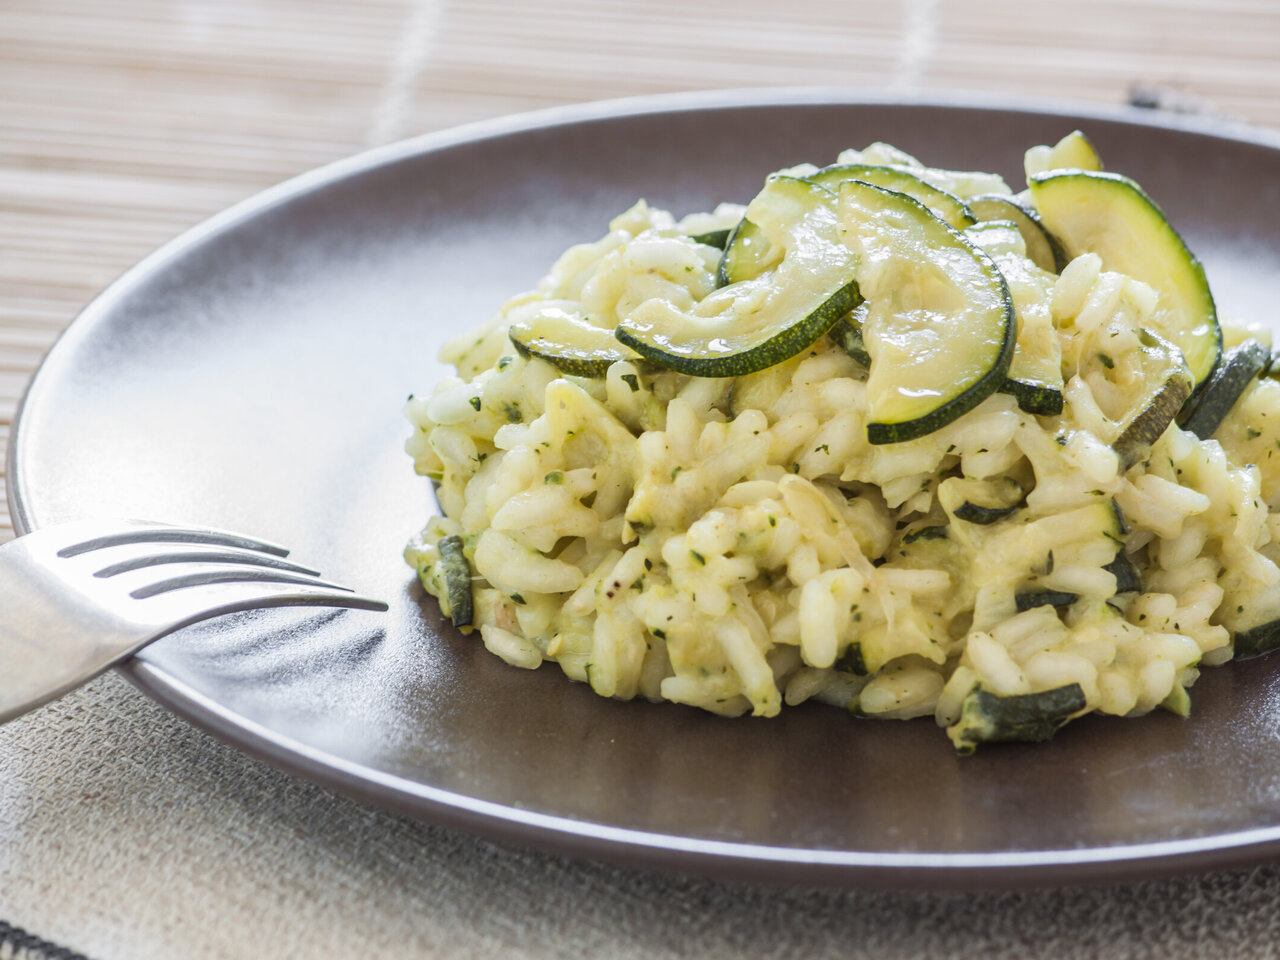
11, 87, 1280, 889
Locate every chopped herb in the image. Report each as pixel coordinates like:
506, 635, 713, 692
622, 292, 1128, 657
631, 577, 644, 590
497, 355, 514, 370
767, 515, 777, 527
690, 550, 706, 566
511, 593, 526, 605
671, 465, 683, 480
469, 396, 482, 411
620, 373, 640, 392
1097, 352, 1115, 369
652, 628, 667, 640
544, 471, 564, 484
503, 403, 523, 423
790, 462, 800, 473
1247, 427, 1263, 440
814, 444, 829, 454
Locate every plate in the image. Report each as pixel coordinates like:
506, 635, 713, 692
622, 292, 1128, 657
11, 90, 1280, 888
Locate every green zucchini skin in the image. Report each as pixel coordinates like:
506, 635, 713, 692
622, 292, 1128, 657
998, 378, 1065, 416
689, 228, 731, 249
828, 302, 871, 368
437, 534, 474, 628
508, 309, 638, 378
619, 176, 861, 378
828, 315, 870, 368
1105, 551, 1143, 594
1233, 619, 1280, 659
1177, 338, 1271, 439
806, 163, 976, 229
901, 524, 949, 544
617, 278, 860, 378
950, 684, 1087, 753
955, 501, 1020, 525
1014, 590, 1078, 613
949, 475, 1026, 525
715, 218, 771, 287
834, 643, 869, 676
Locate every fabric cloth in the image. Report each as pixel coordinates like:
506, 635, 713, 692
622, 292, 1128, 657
4, 671, 1280, 959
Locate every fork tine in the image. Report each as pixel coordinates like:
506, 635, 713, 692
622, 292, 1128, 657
57, 524, 290, 559
93, 548, 321, 579
130, 568, 352, 600
150, 580, 390, 632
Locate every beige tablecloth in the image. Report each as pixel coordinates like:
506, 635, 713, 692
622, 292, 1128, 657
5, 2, 1280, 957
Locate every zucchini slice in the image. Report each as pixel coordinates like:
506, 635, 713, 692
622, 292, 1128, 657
940, 475, 1026, 525
807, 163, 976, 229
962, 220, 1064, 416
828, 301, 871, 368
949, 684, 1087, 753
1105, 551, 1142, 594
688, 227, 731, 249
967, 193, 1065, 273
834, 643, 869, 676
1030, 170, 1221, 387
508, 305, 639, 378
618, 177, 860, 378
1024, 130, 1104, 179
1111, 329, 1194, 470
1014, 590, 1078, 613
437, 534, 474, 628
1234, 619, 1280, 660
838, 180, 1015, 445
715, 217, 778, 287
1177, 338, 1271, 439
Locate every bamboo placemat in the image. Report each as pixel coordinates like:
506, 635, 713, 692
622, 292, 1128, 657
4, 2, 1280, 958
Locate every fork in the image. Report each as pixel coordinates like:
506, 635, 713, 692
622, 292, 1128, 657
0, 519, 388, 723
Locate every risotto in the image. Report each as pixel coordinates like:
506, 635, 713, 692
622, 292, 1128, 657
404, 131, 1280, 751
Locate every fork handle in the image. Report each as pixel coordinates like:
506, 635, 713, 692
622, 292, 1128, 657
0, 552, 138, 723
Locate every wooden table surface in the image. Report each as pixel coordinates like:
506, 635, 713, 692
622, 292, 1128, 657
4, 0, 1280, 542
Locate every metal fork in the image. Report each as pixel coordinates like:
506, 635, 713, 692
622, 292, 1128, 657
0, 519, 388, 723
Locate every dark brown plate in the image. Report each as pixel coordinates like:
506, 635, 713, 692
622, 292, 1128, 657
10, 91, 1280, 888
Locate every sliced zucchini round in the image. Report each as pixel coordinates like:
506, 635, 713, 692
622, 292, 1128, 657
1234, 619, 1280, 660
949, 683, 1087, 753
1111, 329, 1194, 470
967, 193, 1065, 273
1105, 551, 1142, 594
715, 217, 782, 287
838, 180, 1015, 445
1177, 338, 1271, 439
807, 163, 975, 229
688, 227, 731, 249
1030, 170, 1221, 387
828, 301, 871, 368
509, 305, 640, 378
618, 176, 860, 378
1024, 130, 1104, 179
1014, 590, 1079, 613
437, 534, 474, 628
941, 475, 1026, 525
